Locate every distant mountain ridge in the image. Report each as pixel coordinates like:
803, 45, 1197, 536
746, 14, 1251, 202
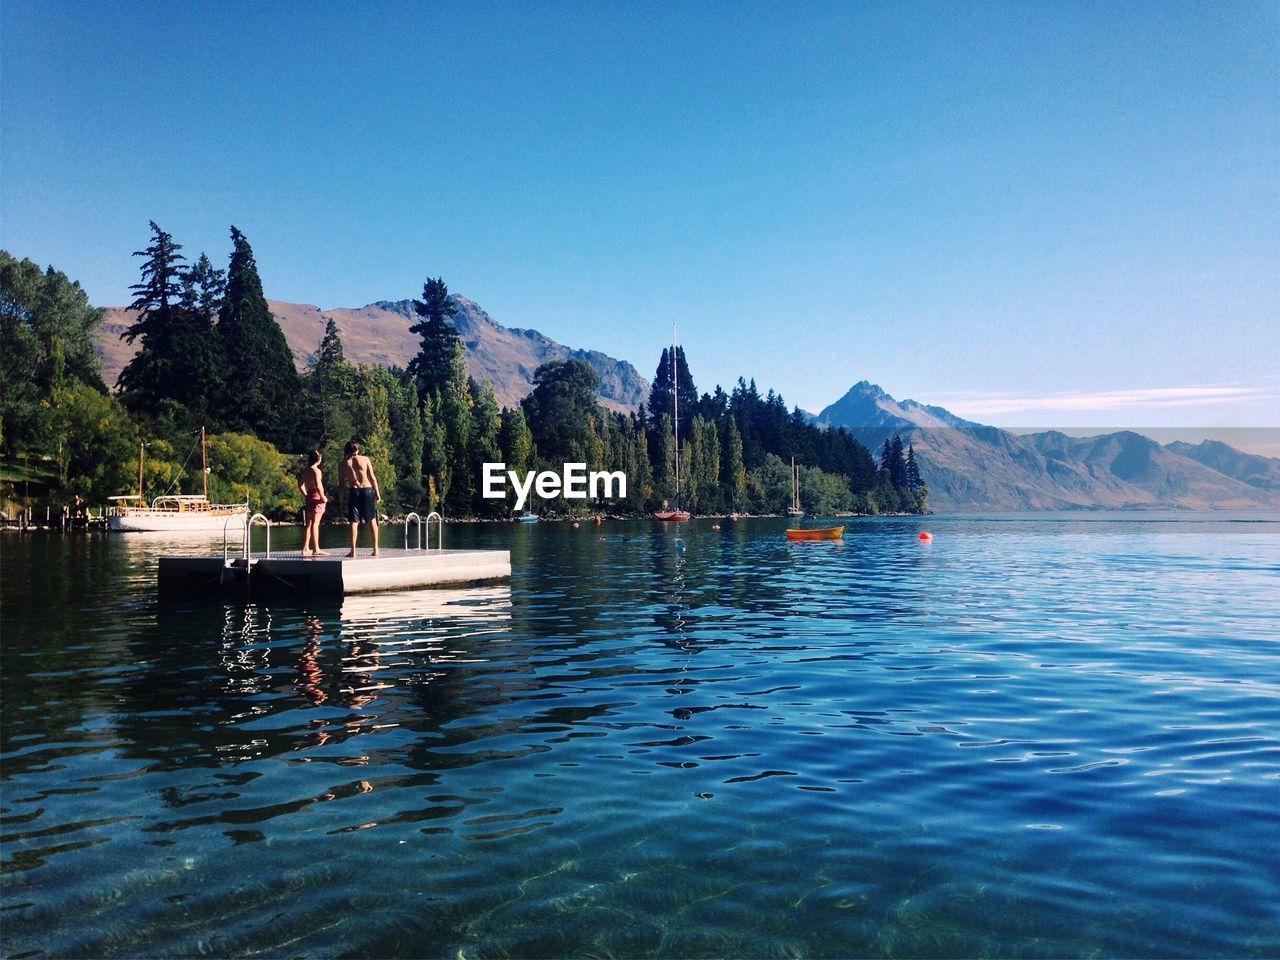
1165, 439, 1280, 492
817, 381, 1280, 511
95, 298, 1276, 510
97, 295, 649, 414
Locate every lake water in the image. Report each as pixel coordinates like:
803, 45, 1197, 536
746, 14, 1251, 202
2, 515, 1278, 958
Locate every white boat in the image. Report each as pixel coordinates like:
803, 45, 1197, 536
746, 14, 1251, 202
107, 494, 249, 532
107, 428, 250, 533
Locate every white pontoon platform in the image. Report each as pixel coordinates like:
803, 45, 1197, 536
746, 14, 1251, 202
156, 512, 510, 596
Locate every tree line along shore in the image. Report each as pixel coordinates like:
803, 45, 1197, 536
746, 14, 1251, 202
0, 223, 928, 523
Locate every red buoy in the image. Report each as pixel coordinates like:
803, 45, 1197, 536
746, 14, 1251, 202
918, 531, 932, 542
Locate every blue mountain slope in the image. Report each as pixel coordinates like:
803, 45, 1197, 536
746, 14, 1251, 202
817, 382, 1279, 510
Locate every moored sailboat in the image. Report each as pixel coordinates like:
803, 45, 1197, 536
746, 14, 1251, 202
788, 456, 804, 518
107, 428, 249, 532
654, 325, 691, 522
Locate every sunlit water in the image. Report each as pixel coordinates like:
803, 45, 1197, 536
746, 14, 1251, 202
2, 515, 1278, 958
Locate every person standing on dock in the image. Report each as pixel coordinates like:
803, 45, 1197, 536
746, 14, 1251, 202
298, 450, 329, 557
339, 440, 381, 558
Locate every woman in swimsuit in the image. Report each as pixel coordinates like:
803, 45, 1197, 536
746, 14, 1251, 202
298, 449, 329, 557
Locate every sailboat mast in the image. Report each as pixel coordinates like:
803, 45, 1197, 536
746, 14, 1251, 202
672, 324, 680, 505
138, 443, 145, 499
200, 426, 208, 499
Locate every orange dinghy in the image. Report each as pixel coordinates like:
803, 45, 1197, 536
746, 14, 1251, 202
785, 525, 844, 541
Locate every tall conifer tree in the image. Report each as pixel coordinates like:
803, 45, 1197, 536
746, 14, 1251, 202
647, 345, 698, 437
407, 278, 461, 398
406, 276, 472, 511
301, 319, 359, 448
905, 445, 922, 492
316, 317, 344, 368
889, 435, 907, 489
217, 226, 298, 448
175, 252, 227, 426
117, 221, 186, 415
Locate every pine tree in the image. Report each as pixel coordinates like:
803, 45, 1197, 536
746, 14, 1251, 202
647, 345, 698, 438
889, 435, 907, 489
174, 252, 226, 426
648, 347, 672, 420
405, 277, 473, 513
904, 444, 928, 515
217, 226, 299, 448
730, 377, 765, 468
181, 253, 225, 325
905, 444, 922, 492
316, 317, 344, 368
117, 221, 187, 414
301, 320, 359, 448
407, 277, 460, 399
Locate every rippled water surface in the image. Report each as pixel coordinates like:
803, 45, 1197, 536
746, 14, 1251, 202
3, 515, 1279, 958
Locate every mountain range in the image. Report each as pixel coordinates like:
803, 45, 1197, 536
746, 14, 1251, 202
95, 297, 1277, 511
98, 296, 649, 415
816, 381, 1280, 511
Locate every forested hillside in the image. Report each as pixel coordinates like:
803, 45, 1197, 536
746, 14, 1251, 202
2, 224, 926, 519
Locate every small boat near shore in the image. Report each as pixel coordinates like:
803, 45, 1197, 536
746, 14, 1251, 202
107, 429, 248, 533
514, 511, 540, 524
785, 525, 844, 541
108, 494, 250, 532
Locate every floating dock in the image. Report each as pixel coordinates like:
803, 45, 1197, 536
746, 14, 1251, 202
158, 547, 511, 596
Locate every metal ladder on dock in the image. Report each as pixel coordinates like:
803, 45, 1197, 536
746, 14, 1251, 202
221, 513, 271, 586
403, 511, 443, 550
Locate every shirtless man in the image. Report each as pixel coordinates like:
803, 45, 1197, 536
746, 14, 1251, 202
339, 440, 381, 558
298, 450, 328, 557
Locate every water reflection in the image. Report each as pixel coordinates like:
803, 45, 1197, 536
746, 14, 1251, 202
659, 532, 690, 648
295, 615, 327, 705
339, 584, 512, 629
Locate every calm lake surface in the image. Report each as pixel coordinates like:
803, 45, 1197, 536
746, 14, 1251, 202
2, 514, 1278, 959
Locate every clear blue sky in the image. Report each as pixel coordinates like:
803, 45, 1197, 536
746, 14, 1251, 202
3, 0, 1277, 432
